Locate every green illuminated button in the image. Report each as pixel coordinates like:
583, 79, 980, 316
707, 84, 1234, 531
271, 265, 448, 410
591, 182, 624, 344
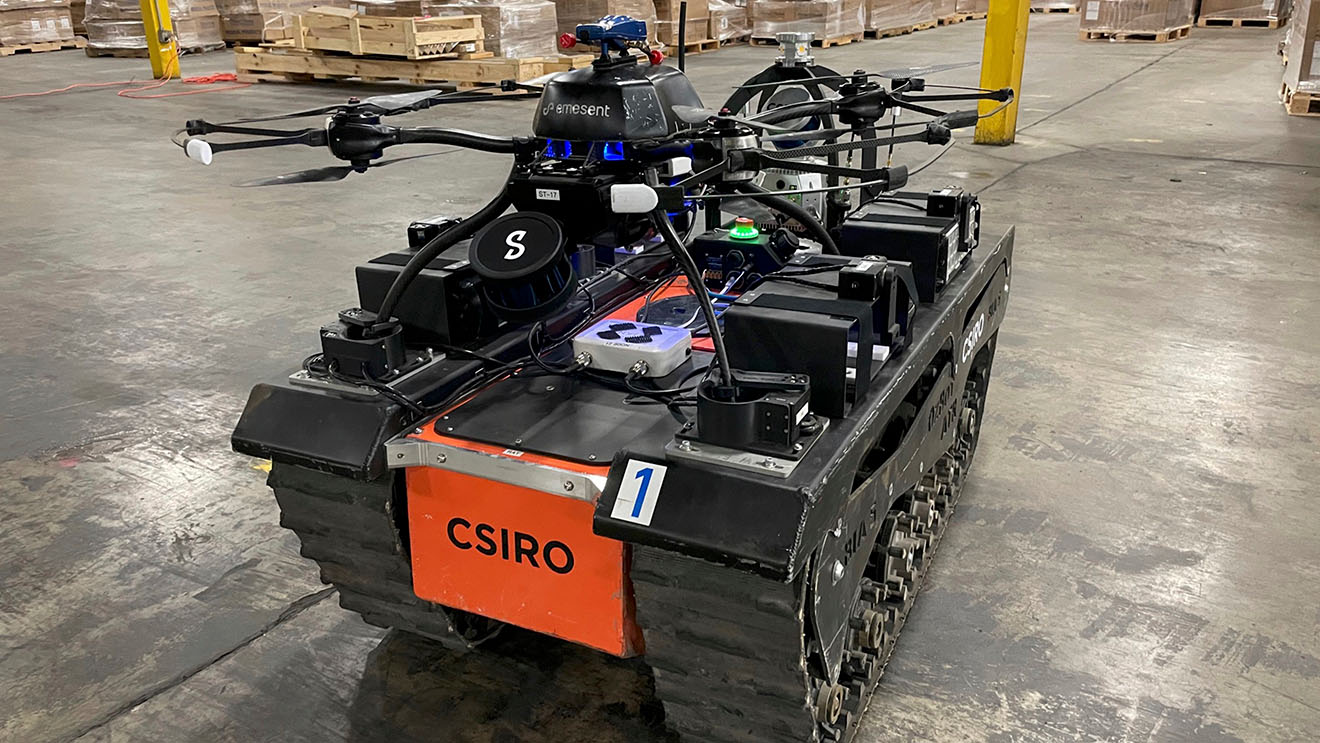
729, 217, 759, 240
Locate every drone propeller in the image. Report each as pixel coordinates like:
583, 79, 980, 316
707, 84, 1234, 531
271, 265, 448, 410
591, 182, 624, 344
227, 86, 531, 125
235, 151, 453, 187
731, 62, 978, 92
875, 61, 977, 79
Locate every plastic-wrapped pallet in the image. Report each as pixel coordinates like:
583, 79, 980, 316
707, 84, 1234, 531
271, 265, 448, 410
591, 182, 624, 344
654, 0, 707, 43
708, 0, 746, 39
1077, 0, 1193, 31
1283, 0, 1317, 93
1198, 0, 1286, 21
69, 0, 84, 31
867, 0, 934, 32
430, 0, 557, 57
85, 0, 224, 50
931, 0, 954, 17
219, 0, 345, 42
954, 0, 986, 13
1030, 0, 1077, 10
552, 0, 657, 43
0, 0, 74, 45
749, 0, 864, 40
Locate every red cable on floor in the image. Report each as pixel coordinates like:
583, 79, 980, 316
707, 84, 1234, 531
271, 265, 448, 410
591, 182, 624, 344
0, 49, 250, 101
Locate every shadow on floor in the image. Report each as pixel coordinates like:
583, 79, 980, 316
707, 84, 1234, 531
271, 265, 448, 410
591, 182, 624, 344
346, 628, 677, 743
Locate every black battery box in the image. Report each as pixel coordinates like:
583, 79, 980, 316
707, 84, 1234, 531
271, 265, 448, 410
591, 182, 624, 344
838, 193, 973, 302
355, 244, 496, 346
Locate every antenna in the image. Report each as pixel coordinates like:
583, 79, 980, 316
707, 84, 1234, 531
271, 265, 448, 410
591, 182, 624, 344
678, 0, 687, 73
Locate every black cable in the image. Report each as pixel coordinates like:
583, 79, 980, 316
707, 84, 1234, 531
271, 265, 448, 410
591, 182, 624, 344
374, 167, 514, 329
733, 181, 839, 255
759, 274, 836, 291
650, 209, 733, 386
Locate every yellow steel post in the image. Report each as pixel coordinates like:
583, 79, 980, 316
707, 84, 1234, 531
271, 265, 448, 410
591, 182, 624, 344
974, 0, 1030, 145
138, 0, 180, 79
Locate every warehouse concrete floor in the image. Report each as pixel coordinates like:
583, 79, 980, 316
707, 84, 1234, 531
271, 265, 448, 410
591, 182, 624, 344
3, 14, 1319, 743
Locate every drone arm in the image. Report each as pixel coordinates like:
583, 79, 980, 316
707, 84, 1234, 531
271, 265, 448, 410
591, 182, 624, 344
204, 131, 328, 154
394, 127, 521, 154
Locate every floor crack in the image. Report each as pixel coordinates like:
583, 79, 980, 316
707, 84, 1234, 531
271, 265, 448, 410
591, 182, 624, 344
64, 587, 337, 741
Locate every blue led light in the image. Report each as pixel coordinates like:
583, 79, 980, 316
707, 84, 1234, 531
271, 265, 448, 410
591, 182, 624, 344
544, 140, 554, 158
603, 141, 625, 161
563, 140, 574, 157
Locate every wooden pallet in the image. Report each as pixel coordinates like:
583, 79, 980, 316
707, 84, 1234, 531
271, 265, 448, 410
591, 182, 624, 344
1196, 16, 1279, 28
751, 31, 863, 48
663, 37, 720, 55
234, 45, 588, 86
86, 41, 226, 57
1078, 24, 1190, 41
937, 13, 965, 24
865, 20, 937, 38
1281, 83, 1320, 117
295, 7, 485, 60
0, 36, 86, 56
1030, 5, 1078, 12
950, 11, 988, 21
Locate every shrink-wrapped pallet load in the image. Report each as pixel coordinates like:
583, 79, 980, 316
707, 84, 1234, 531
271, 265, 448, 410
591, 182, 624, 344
220, 0, 347, 42
430, 0, 558, 57
0, 0, 75, 46
1077, 0, 1193, 34
954, 0, 986, 13
1030, 0, 1078, 10
84, 0, 224, 51
1281, 0, 1318, 113
707, 0, 747, 39
749, 0, 864, 40
552, 0, 657, 43
654, 0, 708, 42
1197, 0, 1287, 22
866, 0, 934, 32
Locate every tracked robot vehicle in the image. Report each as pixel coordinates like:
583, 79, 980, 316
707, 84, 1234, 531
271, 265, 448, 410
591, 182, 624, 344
180, 20, 1015, 742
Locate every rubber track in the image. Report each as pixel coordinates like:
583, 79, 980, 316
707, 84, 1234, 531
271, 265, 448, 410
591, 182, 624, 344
268, 464, 475, 649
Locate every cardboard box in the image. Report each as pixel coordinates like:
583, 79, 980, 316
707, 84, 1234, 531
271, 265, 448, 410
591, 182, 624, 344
1198, 0, 1285, 19
1078, 0, 1192, 31
749, 0, 865, 38
867, 0, 934, 30
0, 6, 73, 43
656, 12, 706, 41
654, 0, 707, 20
1283, 0, 1318, 92
431, 0, 558, 57
708, 0, 746, 39
552, 0, 657, 42
85, 0, 223, 48
1029, 0, 1076, 9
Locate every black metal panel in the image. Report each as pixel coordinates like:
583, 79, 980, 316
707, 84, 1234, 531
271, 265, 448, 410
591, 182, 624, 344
231, 383, 405, 480
437, 372, 680, 464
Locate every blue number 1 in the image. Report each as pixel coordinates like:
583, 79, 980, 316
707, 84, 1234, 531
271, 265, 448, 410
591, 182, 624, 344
631, 467, 654, 518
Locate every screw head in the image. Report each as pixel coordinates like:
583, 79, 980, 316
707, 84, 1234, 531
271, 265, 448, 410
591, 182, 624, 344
395, 452, 404, 459
588, 453, 597, 461
435, 453, 446, 463
563, 481, 575, 492
678, 440, 692, 451
546, 385, 556, 391
514, 438, 523, 445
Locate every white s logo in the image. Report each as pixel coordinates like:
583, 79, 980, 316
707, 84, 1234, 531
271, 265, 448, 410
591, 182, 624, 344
503, 230, 527, 261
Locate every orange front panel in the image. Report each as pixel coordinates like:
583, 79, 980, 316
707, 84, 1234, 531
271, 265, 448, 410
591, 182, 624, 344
406, 466, 641, 656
